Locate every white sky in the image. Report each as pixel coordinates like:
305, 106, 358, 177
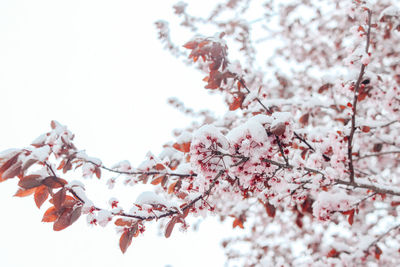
0, 1, 237, 266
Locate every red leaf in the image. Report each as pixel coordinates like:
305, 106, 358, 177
14, 187, 37, 197
375, 245, 382, 260
42, 206, 59, 222
391, 201, 400, 207
151, 175, 164, 185
165, 216, 177, 238
232, 217, 244, 229
182, 41, 198, 50
95, 167, 101, 179
301, 149, 308, 160
348, 209, 355, 225
327, 248, 339, 258
229, 95, 244, 111
18, 175, 42, 189
173, 142, 191, 153
342, 209, 355, 225
34, 185, 49, 209
168, 181, 178, 194
115, 219, 133, 227
318, 83, 333, 94
154, 163, 165, 170
119, 229, 134, 253
361, 126, 370, 133
57, 160, 66, 170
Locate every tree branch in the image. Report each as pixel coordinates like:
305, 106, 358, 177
347, 9, 372, 184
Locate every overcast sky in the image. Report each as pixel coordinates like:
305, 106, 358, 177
0, 1, 237, 266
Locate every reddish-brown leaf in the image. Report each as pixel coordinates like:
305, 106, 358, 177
299, 113, 310, 125
0, 153, 21, 182
232, 217, 244, 229
34, 185, 49, 209
265, 202, 276, 218
182, 207, 190, 218
361, 126, 370, 133
301, 149, 309, 160
182, 41, 198, 50
176, 191, 188, 199
165, 216, 177, 238
53, 188, 67, 210
154, 163, 165, 170
94, 167, 101, 179
42, 206, 59, 222
18, 175, 42, 189
375, 245, 383, 260
69, 206, 82, 225
229, 95, 244, 111
318, 83, 333, 94
342, 209, 355, 225
270, 122, 286, 136
168, 181, 177, 194
42, 176, 67, 189
348, 209, 355, 225
14, 187, 37, 197
151, 175, 164, 185
64, 196, 79, 209
391, 201, 400, 207
115, 219, 133, 227
20, 158, 38, 173
173, 142, 191, 153
138, 174, 149, 184
1, 158, 22, 181
373, 143, 383, 152
57, 160, 66, 170
53, 208, 73, 231
161, 175, 168, 188
119, 229, 134, 254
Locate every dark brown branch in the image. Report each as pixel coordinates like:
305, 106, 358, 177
347, 9, 372, 184
88, 160, 197, 178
